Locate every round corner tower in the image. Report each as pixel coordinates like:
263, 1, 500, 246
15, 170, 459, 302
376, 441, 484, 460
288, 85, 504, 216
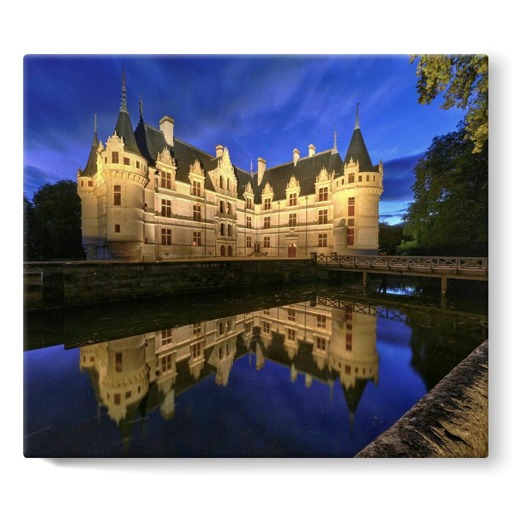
332, 108, 383, 255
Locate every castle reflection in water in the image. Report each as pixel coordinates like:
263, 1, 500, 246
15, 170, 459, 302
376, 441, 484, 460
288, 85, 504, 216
79, 299, 379, 427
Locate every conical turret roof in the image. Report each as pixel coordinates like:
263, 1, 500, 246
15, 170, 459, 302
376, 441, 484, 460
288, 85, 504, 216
344, 107, 376, 172
113, 67, 141, 156
344, 128, 374, 172
80, 124, 99, 177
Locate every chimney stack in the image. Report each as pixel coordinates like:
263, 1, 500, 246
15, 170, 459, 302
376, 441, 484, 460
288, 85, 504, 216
216, 145, 224, 158
293, 148, 300, 165
159, 116, 174, 147
308, 144, 316, 157
257, 157, 266, 186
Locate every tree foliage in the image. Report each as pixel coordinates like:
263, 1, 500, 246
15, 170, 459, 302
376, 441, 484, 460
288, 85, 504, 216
411, 54, 488, 153
379, 222, 410, 255
24, 180, 85, 260
403, 127, 488, 256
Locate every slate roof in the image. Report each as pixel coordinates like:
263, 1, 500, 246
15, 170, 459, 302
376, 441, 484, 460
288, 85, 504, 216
135, 117, 256, 199
80, 130, 99, 177
344, 127, 377, 172
254, 149, 344, 203
115, 110, 142, 156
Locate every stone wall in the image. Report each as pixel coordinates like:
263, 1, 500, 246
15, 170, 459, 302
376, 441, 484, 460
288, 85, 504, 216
24, 258, 317, 309
356, 340, 488, 458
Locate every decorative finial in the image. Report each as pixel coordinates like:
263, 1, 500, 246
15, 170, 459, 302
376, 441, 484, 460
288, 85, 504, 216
94, 113, 97, 134
333, 129, 337, 151
250, 158, 253, 172
355, 102, 360, 129
139, 94, 143, 118
120, 65, 128, 113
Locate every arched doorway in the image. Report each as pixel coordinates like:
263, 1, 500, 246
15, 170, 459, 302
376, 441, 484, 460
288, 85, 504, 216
220, 245, 226, 257
288, 243, 297, 257
227, 246, 233, 257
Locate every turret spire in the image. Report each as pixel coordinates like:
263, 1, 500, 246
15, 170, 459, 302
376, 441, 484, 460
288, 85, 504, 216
120, 64, 128, 113
355, 102, 360, 130
94, 113, 97, 134
139, 94, 143, 119
333, 129, 338, 152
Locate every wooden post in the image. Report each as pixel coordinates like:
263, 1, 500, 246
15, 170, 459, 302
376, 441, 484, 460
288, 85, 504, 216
441, 276, 448, 295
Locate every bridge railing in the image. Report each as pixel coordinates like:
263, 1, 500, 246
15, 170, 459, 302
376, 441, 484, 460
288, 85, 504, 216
312, 254, 488, 276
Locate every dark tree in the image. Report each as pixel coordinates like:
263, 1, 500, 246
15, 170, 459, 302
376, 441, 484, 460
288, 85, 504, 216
411, 54, 488, 154
27, 180, 85, 260
403, 127, 488, 256
378, 222, 407, 255
23, 195, 35, 260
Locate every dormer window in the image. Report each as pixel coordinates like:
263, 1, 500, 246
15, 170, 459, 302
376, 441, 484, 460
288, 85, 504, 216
112, 152, 119, 164
160, 170, 172, 189
318, 186, 328, 202
288, 193, 297, 206
264, 198, 271, 210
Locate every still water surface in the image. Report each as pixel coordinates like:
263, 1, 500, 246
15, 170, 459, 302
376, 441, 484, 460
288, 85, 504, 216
24, 284, 487, 457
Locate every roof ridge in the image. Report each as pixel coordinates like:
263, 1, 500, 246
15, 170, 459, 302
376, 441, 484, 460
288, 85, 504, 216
266, 150, 332, 171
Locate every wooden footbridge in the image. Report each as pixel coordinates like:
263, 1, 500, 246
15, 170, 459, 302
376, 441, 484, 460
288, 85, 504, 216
312, 254, 488, 294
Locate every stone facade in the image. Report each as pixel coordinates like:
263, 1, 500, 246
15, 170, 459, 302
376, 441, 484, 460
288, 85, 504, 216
77, 73, 384, 261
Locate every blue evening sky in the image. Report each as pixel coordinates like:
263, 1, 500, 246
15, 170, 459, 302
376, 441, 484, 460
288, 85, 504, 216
23, 55, 464, 225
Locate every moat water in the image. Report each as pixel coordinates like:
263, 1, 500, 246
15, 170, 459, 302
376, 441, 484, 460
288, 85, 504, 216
23, 279, 487, 457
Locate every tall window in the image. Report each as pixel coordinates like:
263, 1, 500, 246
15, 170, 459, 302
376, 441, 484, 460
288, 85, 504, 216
264, 216, 270, 229
316, 337, 327, 351
348, 218, 355, 226
161, 354, 173, 373
113, 185, 121, 206
347, 228, 355, 246
123, 157, 130, 166
227, 203, 232, 215
287, 329, 296, 341
161, 171, 172, 189
346, 332, 352, 351
246, 197, 253, 209
317, 314, 327, 329
192, 180, 201, 196
348, 173, 355, 183
263, 236, 270, 248
348, 197, 355, 216
288, 309, 296, 322
193, 323, 202, 336
288, 193, 297, 206
264, 198, 271, 210
114, 224, 121, 233
263, 321, 270, 334
162, 328, 173, 345
318, 187, 328, 201
162, 199, 171, 217
193, 205, 201, 222
112, 152, 119, 164
289, 213, 297, 227
247, 236, 252, 248
247, 216, 252, 229
193, 231, 202, 246
191, 342, 201, 359
318, 209, 328, 224
318, 233, 327, 247
220, 201, 225, 214
227, 225, 233, 237
220, 224, 225, 236
115, 352, 123, 372
161, 228, 172, 245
